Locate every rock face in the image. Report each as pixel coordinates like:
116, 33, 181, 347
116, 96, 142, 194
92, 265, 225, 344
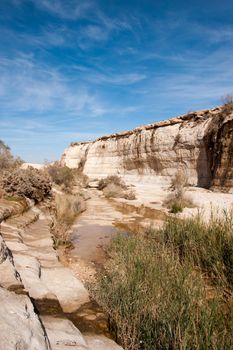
61, 106, 233, 191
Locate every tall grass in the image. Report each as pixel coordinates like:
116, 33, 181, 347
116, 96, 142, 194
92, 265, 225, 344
92, 214, 233, 349
155, 213, 233, 289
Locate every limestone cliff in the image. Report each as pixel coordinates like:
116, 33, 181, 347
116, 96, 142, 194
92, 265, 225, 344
61, 106, 233, 191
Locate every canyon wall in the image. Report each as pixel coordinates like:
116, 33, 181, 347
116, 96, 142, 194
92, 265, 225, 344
61, 106, 233, 191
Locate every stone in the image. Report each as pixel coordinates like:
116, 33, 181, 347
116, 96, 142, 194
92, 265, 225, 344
41, 316, 88, 350
84, 334, 124, 350
61, 106, 233, 192
0, 287, 49, 350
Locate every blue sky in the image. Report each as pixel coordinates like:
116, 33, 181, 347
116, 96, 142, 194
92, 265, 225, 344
0, 0, 233, 163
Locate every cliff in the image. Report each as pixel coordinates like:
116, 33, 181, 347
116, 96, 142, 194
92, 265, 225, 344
61, 106, 233, 191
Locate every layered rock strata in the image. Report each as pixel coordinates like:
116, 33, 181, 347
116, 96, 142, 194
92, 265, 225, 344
61, 106, 233, 191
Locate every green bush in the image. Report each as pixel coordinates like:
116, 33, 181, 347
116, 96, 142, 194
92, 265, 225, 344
92, 214, 233, 349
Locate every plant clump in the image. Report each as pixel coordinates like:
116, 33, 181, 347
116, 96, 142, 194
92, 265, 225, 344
46, 161, 75, 191
98, 175, 136, 200
92, 214, 233, 350
46, 161, 89, 192
164, 170, 194, 213
0, 140, 23, 174
1, 167, 52, 202
52, 193, 86, 247
221, 94, 233, 114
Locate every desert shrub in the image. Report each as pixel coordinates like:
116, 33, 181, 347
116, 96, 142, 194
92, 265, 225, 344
55, 193, 85, 225
165, 194, 194, 213
52, 193, 86, 247
123, 189, 136, 200
222, 94, 233, 114
93, 215, 233, 349
47, 161, 74, 190
98, 175, 127, 191
0, 140, 22, 173
103, 183, 125, 198
169, 199, 183, 213
171, 169, 188, 198
99, 176, 136, 200
165, 170, 193, 213
46, 162, 89, 191
1, 167, 52, 202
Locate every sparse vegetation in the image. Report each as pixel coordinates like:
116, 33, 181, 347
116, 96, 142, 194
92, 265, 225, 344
98, 175, 127, 191
222, 94, 233, 114
164, 170, 194, 213
92, 214, 233, 350
1, 167, 52, 202
165, 195, 194, 213
46, 161, 89, 192
52, 193, 86, 247
46, 161, 75, 191
0, 140, 22, 173
98, 175, 136, 200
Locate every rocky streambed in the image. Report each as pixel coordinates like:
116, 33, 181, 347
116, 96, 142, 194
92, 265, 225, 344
0, 198, 124, 350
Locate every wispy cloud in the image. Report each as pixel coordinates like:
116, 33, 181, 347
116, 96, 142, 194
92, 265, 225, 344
30, 0, 93, 21
86, 72, 146, 85
0, 54, 107, 116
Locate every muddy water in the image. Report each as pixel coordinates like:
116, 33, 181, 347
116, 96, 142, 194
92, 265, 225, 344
69, 190, 125, 265
69, 189, 165, 267
64, 189, 165, 336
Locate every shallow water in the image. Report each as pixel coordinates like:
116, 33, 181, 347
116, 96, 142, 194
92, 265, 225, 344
64, 190, 165, 336
69, 190, 166, 265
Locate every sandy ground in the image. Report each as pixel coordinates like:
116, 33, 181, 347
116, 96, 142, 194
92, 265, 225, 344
122, 175, 233, 220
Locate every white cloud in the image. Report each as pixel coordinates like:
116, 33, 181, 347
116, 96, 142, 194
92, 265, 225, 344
0, 54, 107, 117
30, 0, 93, 20
87, 72, 146, 85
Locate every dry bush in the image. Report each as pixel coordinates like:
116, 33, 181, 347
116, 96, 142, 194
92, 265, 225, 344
165, 170, 193, 213
98, 175, 127, 190
52, 193, 86, 246
46, 161, 74, 190
0, 140, 22, 174
99, 175, 136, 200
123, 189, 136, 200
164, 194, 194, 213
46, 162, 89, 192
1, 167, 52, 202
221, 94, 233, 114
55, 193, 85, 224
103, 183, 125, 198
171, 169, 188, 198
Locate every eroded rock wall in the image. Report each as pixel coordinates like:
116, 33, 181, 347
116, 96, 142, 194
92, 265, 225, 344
61, 106, 233, 191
